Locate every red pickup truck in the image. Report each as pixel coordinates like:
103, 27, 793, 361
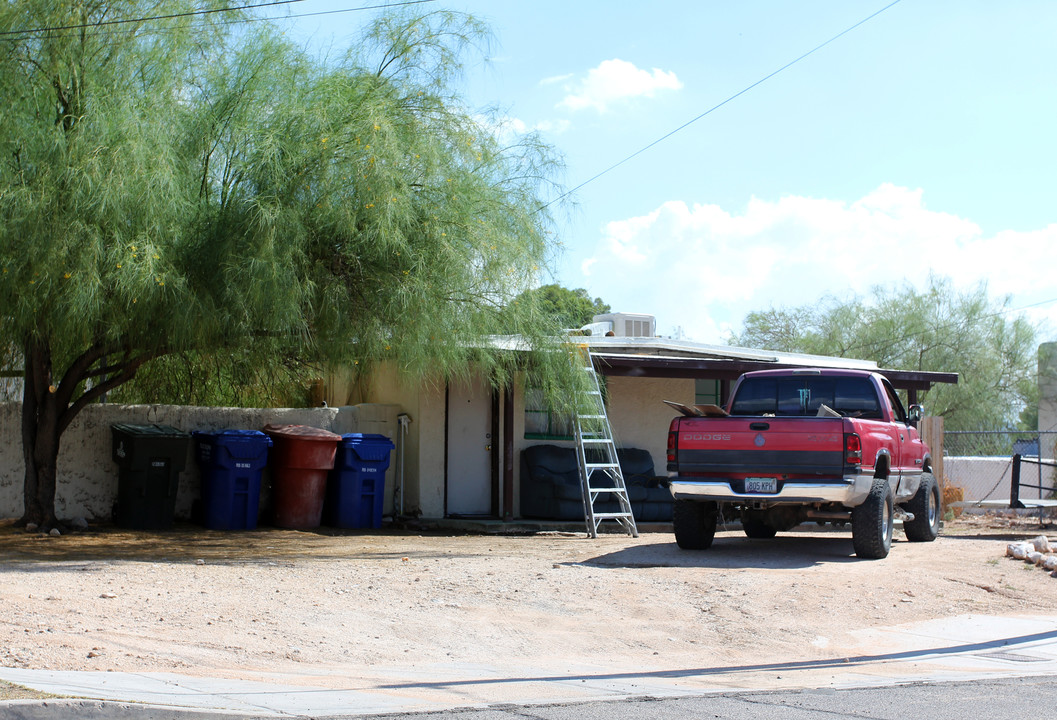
666, 368, 941, 558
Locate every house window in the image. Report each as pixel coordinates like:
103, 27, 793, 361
695, 378, 721, 407
524, 388, 574, 440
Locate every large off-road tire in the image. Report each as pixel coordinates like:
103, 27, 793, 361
742, 517, 778, 539
851, 477, 893, 559
673, 500, 718, 550
902, 472, 941, 542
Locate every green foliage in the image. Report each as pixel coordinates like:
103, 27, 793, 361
729, 275, 1038, 430
0, 2, 571, 398
107, 348, 318, 409
0, 1, 577, 522
513, 284, 611, 330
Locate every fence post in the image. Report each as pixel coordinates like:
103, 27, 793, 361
920, 416, 944, 482
1011, 453, 1022, 509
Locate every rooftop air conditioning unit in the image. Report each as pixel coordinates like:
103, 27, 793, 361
591, 313, 656, 338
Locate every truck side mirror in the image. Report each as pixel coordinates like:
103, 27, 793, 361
908, 404, 924, 426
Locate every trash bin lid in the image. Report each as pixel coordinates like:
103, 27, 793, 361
194, 429, 272, 442
112, 423, 188, 438
340, 433, 395, 447
339, 433, 395, 461
262, 424, 341, 442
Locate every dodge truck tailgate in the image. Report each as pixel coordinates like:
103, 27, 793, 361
668, 416, 850, 479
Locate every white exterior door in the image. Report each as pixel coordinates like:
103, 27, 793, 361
445, 377, 492, 516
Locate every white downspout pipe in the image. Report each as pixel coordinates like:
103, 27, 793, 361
396, 413, 412, 517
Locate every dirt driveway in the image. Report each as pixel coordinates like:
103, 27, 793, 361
1, 515, 1056, 695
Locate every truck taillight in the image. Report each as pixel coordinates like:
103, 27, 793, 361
845, 433, 862, 467
667, 428, 678, 464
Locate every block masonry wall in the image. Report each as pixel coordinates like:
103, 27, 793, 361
0, 403, 374, 522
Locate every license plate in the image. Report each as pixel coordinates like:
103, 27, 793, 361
744, 477, 777, 493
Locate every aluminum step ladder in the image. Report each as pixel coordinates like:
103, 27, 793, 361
572, 345, 638, 538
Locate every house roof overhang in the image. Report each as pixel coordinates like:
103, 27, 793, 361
591, 352, 957, 392
489, 334, 959, 392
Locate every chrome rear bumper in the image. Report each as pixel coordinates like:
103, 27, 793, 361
667, 475, 876, 508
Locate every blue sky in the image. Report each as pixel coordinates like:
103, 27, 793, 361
286, 0, 1057, 344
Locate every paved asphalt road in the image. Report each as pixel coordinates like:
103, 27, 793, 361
4, 675, 1056, 719
389, 676, 1057, 720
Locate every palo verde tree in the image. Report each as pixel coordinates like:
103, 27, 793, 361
730, 275, 1038, 431
0, 2, 574, 528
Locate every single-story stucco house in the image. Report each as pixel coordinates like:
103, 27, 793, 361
319, 312, 959, 523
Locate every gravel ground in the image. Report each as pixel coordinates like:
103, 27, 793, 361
1, 514, 1056, 692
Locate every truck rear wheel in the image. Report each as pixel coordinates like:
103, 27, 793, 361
852, 477, 893, 559
902, 472, 941, 542
673, 500, 717, 550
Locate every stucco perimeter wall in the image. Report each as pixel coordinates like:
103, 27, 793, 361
0, 403, 352, 522
946, 455, 1056, 505
944, 457, 1017, 503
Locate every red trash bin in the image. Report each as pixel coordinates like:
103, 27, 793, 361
263, 424, 341, 529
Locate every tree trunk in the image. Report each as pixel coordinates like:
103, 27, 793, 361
18, 337, 159, 528
20, 339, 62, 529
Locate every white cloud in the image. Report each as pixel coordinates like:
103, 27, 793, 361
577, 184, 1057, 344
533, 118, 572, 135
558, 59, 682, 113
482, 114, 571, 144
540, 73, 574, 86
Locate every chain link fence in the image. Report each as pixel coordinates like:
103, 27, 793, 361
945, 430, 1057, 458
944, 430, 1057, 505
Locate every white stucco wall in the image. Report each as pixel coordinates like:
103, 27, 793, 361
358, 364, 446, 519
946, 455, 1055, 505
606, 375, 695, 475
414, 388, 446, 518
945, 457, 1017, 503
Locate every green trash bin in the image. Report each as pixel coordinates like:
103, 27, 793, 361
111, 423, 190, 530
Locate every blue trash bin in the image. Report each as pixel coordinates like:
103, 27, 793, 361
193, 430, 272, 530
325, 433, 395, 529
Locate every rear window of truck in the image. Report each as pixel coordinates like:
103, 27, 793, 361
730, 376, 882, 418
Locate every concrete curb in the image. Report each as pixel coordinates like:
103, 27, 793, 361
0, 698, 269, 720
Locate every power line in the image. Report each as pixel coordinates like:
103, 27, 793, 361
1008, 296, 1057, 314
0, 0, 437, 41
0, 0, 304, 37
541, 0, 904, 210
257, 0, 437, 26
